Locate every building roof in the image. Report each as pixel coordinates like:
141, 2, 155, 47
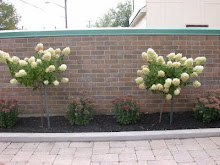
129, 6, 146, 27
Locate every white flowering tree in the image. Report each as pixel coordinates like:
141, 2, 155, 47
0, 43, 70, 127
136, 48, 206, 124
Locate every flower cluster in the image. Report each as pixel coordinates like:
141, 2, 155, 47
111, 95, 140, 124
66, 90, 95, 126
136, 48, 206, 100
193, 89, 220, 123
0, 99, 18, 128
0, 43, 70, 90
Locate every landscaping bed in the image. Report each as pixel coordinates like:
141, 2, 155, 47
0, 111, 219, 133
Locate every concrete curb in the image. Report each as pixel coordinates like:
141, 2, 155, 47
0, 128, 219, 142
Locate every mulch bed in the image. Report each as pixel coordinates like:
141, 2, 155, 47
0, 111, 219, 133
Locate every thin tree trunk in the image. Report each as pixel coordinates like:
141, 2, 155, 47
170, 93, 174, 124
44, 85, 50, 128
159, 99, 165, 124
39, 87, 44, 127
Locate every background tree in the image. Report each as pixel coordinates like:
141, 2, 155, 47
95, 0, 132, 27
0, 2, 20, 30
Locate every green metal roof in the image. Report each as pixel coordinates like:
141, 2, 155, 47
0, 28, 220, 38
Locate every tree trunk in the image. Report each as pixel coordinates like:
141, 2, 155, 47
159, 99, 165, 124
39, 87, 44, 127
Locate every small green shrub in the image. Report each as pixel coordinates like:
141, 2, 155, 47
193, 89, 220, 123
111, 95, 140, 125
0, 99, 18, 128
66, 90, 95, 126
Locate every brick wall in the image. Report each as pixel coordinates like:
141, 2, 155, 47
0, 34, 219, 116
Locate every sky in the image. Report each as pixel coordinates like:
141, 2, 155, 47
4, 0, 129, 30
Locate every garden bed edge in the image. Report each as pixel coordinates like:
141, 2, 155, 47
0, 128, 219, 142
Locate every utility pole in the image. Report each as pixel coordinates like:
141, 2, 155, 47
86, 20, 93, 28
88, 20, 91, 28
45, 0, 67, 29
64, 0, 67, 28
132, 0, 134, 11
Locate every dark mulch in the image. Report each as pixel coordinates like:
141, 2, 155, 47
0, 111, 219, 133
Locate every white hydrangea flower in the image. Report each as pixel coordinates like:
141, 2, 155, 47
62, 47, 70, 56
141, 52, 148, 60
167, 53, 175, 60
137, 70, 143, 76
184, 58, 193, 67
35, 43, 43, 52
38, 50, 43, 55
28, 56, 35, 63
53, 80, 59, 86
166, 94, 172, 100
135, 77, 143, 84
48, 65, 55, 72
43, 80, 49, 85
0, 50, 4, 56
167, 61, 173, 68
59, 64, 67, 71
10, 78, 18, 85
55, 48, 61, 54
36, 59, 42, 64
24, 57, 29, 62
172, 78, 180, 86
142, 67, 149, 75
48, 48, 55, 56
31, 62, 37, 68
173, 62, 181, 68
156, 84, 163, 91
193, 65, 204, 74
164, 84, 170, 89
55, 48, 61, 58
163, 88, 169, 93
175, 53, 182, 61
201, 57, 206, 63
19, 69, 27, 77
195, 57, 206, 65
165, 78, 172, 86
61, 77, 69, 83
42, 52, 51, 61
0, 50, 5, 61
181, 73, 189, 82
15, 72, 19, 77
15, 69, 27, 77
0, 51, 10, 63
139, 83, 146, 90
146, 48, 158, 62
54, 54, 60, 58
19, 60, 28, 67
193, 81, 201, 88
151, 84, 157, 90
190, 72, 198, 78
158, 70, 165, 77
180, 57, 187, 63
11, 56, 20, 64
4, 53, 10, 61
141, 65, 148, 69
156, 56, 165, 64
174, 88, 180, 95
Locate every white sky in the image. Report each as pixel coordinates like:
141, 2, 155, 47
4, 0, 129, 30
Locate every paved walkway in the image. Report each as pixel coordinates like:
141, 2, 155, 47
0, 137, 219, 165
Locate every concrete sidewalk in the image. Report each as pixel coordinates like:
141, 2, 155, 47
0, 137, 219, 165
